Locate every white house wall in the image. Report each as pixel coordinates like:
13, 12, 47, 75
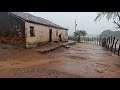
25, 22, 68, 48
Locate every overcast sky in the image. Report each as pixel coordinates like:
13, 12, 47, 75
27, 12, 119, 36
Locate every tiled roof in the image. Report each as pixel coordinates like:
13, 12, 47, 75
9, 12, 68, 30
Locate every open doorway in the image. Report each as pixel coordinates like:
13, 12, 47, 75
49, 28, 52, 42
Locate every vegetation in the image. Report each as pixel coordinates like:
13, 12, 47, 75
74, 30, 87, 43
99, 30, 120, 39
95, 12, 120, 28
94, 12, 120, 39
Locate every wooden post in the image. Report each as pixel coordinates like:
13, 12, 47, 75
88, 37, 90, 44
94, 37, 96, 45
99, 37, 100, 46
88, 37, 89, 44
90, 37, 91, 44
97, 37, 99, 45
84, 37, 86, 43
108, 37, 110, 49
94, 37, 95, 44
96, 37, 97, 45
107, 37, 110, 49
85, 37, 86, 43
114, 39, 118, 54
92, 37, 93, 44
81, 37, 82, 43
83, 37, 85, 43
111, 37, 115, 52
110, 36, 113, 50
118, 44, 120, 56
97, 37, 98, 45
106, 37, 108, 48
87, 37, 88, 44
105, 38, 107, 48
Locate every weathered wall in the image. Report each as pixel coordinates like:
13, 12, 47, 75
0, 12, 26, 47
25, 22, 50, 48
25, 22, 68, 48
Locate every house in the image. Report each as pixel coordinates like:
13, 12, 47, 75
0, 12, 68, 48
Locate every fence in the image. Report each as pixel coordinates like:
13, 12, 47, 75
69, 36, 102, 45
101, 36, 120, 56
68, 36, 120, 56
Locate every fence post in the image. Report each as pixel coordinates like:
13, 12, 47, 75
111, 37, 115, 52
90, 37, 91, 44
97, 37, 99, 45
84, 37, 85, 43
94, 37, 95, 45
108, 37, 110, 49
114, 39, 118, 54
106, 37, 108, 48
92, 37, 93, 44
107, 37, 109, 49
110, 36, 113, 50
118, 44, 120, 56
87, 37, 88, 44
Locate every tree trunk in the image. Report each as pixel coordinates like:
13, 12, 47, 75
78, 35, 80, 43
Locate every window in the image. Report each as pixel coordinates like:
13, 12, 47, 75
30, 26, 35, 37
56, 30, 58, 36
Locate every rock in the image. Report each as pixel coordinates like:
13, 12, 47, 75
65, 45, 70, 48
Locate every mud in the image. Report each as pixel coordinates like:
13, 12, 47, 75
0, 43, 120, 78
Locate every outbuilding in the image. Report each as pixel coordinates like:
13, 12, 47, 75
0, 12, 68, 48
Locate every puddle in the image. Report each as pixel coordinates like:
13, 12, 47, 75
67, 55, 92, 60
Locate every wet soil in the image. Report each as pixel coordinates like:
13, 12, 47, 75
0, 43, 120, 78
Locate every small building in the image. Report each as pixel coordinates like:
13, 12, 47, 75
0, 12, 68, 48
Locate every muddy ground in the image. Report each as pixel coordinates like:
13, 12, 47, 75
0, 43, 120, 78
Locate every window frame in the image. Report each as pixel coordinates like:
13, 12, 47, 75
30, 26, 35, 37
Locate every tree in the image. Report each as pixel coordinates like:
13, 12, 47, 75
95, 12, 120, 28
81, 30, 87, 37
100, 29, 120, 39
74, 30, 87, 43
99, 29, 112, 38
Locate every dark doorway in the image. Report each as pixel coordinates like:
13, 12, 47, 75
49, 28, 52, 42
59, 33, 62, 41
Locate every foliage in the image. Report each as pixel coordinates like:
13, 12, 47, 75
74, 30, 87, 37
74, 30, 87, 43
95, 12, 120, 28
99, 29, 120, 39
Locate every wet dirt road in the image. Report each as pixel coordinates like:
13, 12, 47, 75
0, 43, 120, 78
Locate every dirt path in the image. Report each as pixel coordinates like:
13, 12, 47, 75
0, 43, 120, 78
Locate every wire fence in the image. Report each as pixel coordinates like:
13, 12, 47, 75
69, 36, 120, 56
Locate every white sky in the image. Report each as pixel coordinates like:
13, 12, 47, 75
26, 12, 119, 36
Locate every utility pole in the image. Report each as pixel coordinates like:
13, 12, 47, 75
75, 19, 77, 32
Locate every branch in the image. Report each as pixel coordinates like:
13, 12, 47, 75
116, 12, 120, 21
113, 20, 120, 28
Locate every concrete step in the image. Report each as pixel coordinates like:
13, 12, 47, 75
35, 40, 76, 54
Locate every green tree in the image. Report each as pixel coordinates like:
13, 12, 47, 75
100, 29, 120, 39
81, 30, 87, 37
74, 30, 87, 43
95, 12, 120, 28
99, 30, 112, 38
